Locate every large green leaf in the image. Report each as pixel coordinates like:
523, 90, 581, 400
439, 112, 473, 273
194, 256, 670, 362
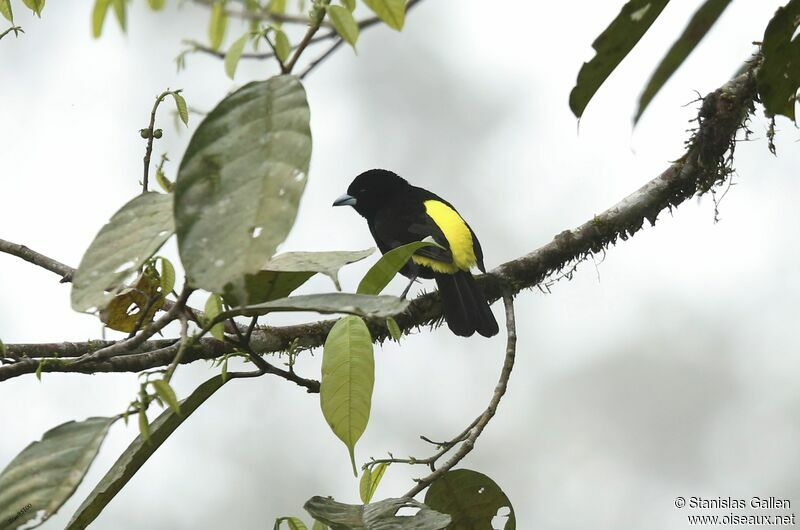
0, 417, 115, 529
174, 75, 312, 294
362, 0, 405, 30
757, 0, 800, 121
304, 496, 451, 530
424, 469, 516, 530
66, 376, 228, 530
569, 0, 669, 118
71, 192, 174, 313
356, 241, 438, 295
320, 316, 374, 476
223, 248, 373, 305
265, 248, 374, 290
635, 0, 732, 124
219, 293, 408, 321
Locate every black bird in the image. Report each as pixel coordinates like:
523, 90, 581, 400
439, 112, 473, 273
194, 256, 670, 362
333, 169, 498, 338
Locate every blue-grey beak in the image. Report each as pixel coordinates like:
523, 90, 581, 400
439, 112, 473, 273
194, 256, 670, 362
332, 193, 357, 207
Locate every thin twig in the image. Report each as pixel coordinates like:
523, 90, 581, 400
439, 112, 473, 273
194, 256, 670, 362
141, 90, 180, 192
283, 1, 331, 74
298, 37, 344, 79
401, 292, 517, 498
163, 314, 190, 382
0, 25, 23, 40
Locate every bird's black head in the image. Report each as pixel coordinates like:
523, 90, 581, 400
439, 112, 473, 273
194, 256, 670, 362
332, 169, 410, 220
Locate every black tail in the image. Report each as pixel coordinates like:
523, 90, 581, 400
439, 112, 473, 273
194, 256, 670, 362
434, 271, 499, 338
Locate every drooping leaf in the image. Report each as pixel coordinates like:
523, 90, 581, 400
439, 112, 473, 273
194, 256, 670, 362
110, 0, 126, 32
327, 5, 359, 48
204, 293, 225, 341
66, 376, 228, 530
0, 417, 115, 529
385, 317, 401, 341
21, 0, 45, 17
147, 0, 165, 10
91, 0, 111, 37
274, 28, 291, 63
266, 248, 374, 290
208, 0, 228, 50
356, 240, 439, 295
635, 0, 732, 123
174, 75, 312, 294
311, 520, 328, 530
71, 192, 174, 313
320, 316, 374, 476
154, 256, 176, 294
304, 496, 451, 530
274, 516, 308, 530
172, 92, 189, 126
757, 0, 800, 121
222, 270, 315, 306
219, 293, 408, 321
99, 266, 165, 332
569, 0, 670, 118
0, 0, 12, 22
359, 462, 388, 504
424, 469, 516, 530
137, 409, 150, 442
362, 0, 405, 30
151, 380, 181, 415
225, 32, 250, 79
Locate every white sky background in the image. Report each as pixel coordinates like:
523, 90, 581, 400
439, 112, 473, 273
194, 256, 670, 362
1, 1, 799, 528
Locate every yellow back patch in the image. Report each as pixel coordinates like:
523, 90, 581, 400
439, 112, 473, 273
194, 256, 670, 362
411, 200, 476, 273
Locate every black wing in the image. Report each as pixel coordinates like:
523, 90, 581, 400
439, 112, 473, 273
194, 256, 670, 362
369, 201, 454, 263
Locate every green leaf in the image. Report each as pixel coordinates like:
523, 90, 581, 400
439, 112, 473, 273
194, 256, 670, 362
356, 240, 439, 295
311, 520, 328, 530
635, 0, 732, 124
327, 5, 359, 48
66, 376, 228, 529
266, 248, 374, 289
208, 0, 228, 50
0, 0, 12, 22
359, 462, 388, 504
341, 0, 355, 12
274, 28, 291, 63
424, 469, 516, 529
137, 408, 151, 442
21, 0, 45, 17
386, 317, 401, 341
155, 256, 176, 294
320, 316, 374, 476
172, 92, 189, 126
91, 0, 111, 37
204, 293, 225, 341
151, 380, 181, 414
569, 0, 669, 118
757, 0, 800, 121
111, 0, 126, 32
268, 0, 287, 14
222, 270, 315, 306
174, 76, 312, 294
0, 417, 115, 529
155, 166, 174, 192
219, 293, 409, 321
221, 354, 229, 382
275, 516, 308, 530
223, 248, 373, 305
225, 32, 249, 79
304, 497, 451, 529
147, 0, 165, 10
362, 0, 405, 30
71, 192, 174, 313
